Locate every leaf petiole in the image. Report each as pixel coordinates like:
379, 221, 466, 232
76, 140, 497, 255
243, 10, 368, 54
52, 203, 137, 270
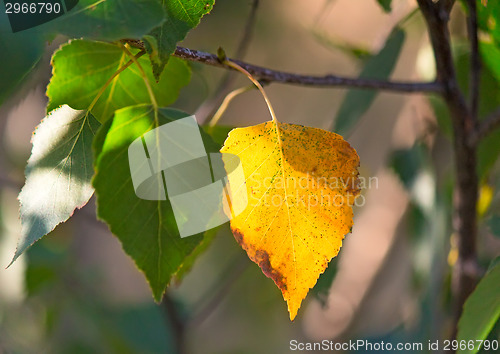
120, 43, 158, 110
208, 85, 255, 127
221, 57, 278, 123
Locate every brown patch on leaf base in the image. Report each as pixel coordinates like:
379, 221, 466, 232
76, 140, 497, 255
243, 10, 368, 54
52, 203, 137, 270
232, 228, 287, 291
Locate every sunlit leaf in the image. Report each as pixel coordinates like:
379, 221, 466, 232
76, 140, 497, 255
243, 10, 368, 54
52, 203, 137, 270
221, 121, 360, 320
13, 105, 100, 263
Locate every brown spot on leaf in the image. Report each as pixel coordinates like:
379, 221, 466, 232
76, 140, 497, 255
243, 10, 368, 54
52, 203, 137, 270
232, 228, 246, 248
254, 249, 287, 291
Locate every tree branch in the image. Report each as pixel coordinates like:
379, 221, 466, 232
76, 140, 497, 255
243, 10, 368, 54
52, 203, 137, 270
123, 40, 442, 93
466, 0, 481, 122
417, 0, 479, 343
440, 0, 456, 14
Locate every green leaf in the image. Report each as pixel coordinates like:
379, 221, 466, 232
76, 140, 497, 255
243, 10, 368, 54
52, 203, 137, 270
457, 262, 500, 354
203, 125, 235, 146
487, 215, 500, 238
477, 0, 500, 45
45, 0, 166, 42
332, 28, 405, 135
143, 0, 214, 80
377, 0, 392, 13
174, 125, 236, 282
47, 40, 191, 122
488, 256, 500, 272
310, 30, 372, 61
390, 144, 426, 190
481, 41, 500, 83
174, 225, 219, 282
1, 0, 166, 102
0, 14, 44, 104
93, 105, 219, 301
13, 105, 100, 264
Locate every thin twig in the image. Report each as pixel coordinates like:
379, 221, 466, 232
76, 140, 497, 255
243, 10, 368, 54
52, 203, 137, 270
196, 0, 261, 124
466, 0, 481, 124
208, 85, 255, 127
122, 40, 442, 93
470, 107, 500, 145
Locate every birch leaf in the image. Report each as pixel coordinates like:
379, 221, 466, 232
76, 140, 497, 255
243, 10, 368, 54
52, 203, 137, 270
221, 121, 360, 320
13, 105, 99, 263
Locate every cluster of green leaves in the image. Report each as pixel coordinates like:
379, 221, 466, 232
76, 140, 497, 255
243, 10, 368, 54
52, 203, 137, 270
1, 0, 216, 302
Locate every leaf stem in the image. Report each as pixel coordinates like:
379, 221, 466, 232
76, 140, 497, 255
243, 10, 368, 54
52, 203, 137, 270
222, 57, 278, 122
119, 43, 158, 109
208, 85, 255, 127
87, 49, 146, 112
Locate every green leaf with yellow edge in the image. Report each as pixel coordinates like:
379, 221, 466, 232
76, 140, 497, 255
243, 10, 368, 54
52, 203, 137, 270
47, 40, 191, 123
221, 121, 360, 320
457, 261, 500, 354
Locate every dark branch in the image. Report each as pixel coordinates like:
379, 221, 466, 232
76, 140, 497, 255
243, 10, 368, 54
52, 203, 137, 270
440, 0, 456, 14
417, 0, 479, 343
466, 0, 481, 123
470, 107, 500, 145
123, 40, 442, 93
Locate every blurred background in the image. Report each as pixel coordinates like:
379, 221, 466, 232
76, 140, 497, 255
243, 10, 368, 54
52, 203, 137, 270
1, 0, 500, 353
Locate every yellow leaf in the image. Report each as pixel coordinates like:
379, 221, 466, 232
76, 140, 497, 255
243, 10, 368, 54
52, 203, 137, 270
221, 121, 360, 320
